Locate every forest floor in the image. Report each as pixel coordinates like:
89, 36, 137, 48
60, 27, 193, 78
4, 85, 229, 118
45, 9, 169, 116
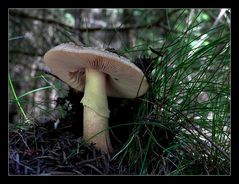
9, 89, 136, 175
9, 116, 129, 175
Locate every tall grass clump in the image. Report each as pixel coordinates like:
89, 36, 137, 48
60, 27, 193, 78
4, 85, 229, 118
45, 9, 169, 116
111, 9, 230, 175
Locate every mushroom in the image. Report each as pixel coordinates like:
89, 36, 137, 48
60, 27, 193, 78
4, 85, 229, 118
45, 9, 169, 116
43, 42, 149, 153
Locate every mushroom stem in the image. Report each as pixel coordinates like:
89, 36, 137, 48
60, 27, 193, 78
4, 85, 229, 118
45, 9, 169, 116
80, 68, 113, 153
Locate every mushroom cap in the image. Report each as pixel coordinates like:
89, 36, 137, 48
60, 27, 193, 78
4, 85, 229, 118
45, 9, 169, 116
43, 43, 149, 98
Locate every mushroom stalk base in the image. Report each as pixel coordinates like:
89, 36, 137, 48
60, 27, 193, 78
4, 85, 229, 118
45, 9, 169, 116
81, 68, 112, 153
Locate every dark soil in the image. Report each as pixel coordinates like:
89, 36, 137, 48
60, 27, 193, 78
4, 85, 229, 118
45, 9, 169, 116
9, 119, 129, 175
9, 88, 139, 175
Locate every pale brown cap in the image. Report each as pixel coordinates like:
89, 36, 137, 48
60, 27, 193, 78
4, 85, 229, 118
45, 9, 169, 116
43, 42, 149, 98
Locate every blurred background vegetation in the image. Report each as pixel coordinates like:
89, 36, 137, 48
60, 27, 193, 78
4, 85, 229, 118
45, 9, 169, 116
9, 9, 230, 175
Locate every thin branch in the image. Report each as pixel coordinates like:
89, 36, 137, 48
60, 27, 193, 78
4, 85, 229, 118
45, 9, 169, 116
10, 50, 44, 57
9, 9, 179, 33
212, 9, 227, 28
